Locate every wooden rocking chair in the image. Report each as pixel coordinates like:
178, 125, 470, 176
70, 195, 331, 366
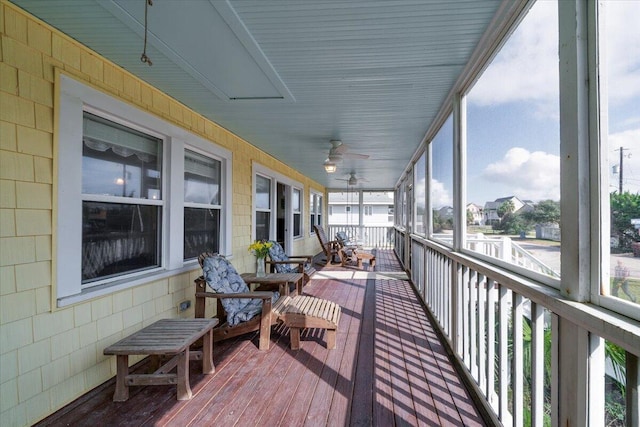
194, 253, 281, 350
313, 225, 341, 265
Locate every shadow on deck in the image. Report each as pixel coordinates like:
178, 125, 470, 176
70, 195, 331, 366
35, 250, 486, 426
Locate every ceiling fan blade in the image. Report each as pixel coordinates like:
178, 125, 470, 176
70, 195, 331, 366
343, 152, 370, 159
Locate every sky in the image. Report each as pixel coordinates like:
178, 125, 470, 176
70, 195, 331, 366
429, 0, 640, 208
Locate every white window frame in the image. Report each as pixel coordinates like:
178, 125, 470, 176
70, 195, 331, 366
183, 148, 224, 261
292, 187, 302, 238
254, 173, 273, 241
309, 190, 323, 234
252, 162, 303, 248
55, 72, 232, 306
413, 151, 427, 236
590, 1, 638, 321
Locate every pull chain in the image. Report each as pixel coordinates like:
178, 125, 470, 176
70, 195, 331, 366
140, 0, 153, 66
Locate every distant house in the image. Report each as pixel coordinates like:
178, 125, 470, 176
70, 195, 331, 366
483, 196, 531, 225
328, 191, 394, 226
437, 206, 454, 219
466, 203, 483, 225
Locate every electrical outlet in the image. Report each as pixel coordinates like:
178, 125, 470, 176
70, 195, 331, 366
178, 300, 191, 312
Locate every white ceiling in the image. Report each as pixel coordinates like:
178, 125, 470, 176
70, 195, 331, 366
13, 0, 507, 190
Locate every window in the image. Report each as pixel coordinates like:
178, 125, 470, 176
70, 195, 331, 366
414, 152, 426, 235
255, 174, 272, 241
388, 206, 394, 223
56, 74, 231, 305
293, 187, 302, 237
310, 191, 323, 233
81, 113, 163, 284
430, 115, 454, 244
346, 206, 351, 213
364, 205, 373, 216
464, 1, 561, 283
183, 149, 221, 260
252, 164, 303, 246
599, 0, 640, 315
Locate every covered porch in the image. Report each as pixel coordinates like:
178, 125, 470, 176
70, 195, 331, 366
35, 250, 486, 426
1, 0, 639, 426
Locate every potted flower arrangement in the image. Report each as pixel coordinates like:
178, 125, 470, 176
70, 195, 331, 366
248, 240, 272, 276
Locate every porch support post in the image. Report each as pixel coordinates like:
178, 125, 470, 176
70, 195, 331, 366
453, 92, 466, 252
559, 0, 590, 302
558, 1, 592, 426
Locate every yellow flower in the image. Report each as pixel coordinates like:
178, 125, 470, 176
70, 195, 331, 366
248, 240, 272, 258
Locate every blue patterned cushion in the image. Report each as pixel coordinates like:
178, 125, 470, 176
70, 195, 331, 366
336, 231, 355, 247
202, 255, 279, 326
267, 241, 298, 274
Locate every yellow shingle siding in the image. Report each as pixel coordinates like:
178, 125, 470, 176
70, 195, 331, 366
0, 1, 324, 425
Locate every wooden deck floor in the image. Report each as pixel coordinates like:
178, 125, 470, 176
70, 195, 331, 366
36, 250, 486, 426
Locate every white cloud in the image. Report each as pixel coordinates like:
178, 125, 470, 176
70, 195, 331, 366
431, 179, 452, 208
468, 1, 558, 110
482, 147, 560, 201
604, 2, 640, 105
467, 1, 640, 119
415, 177, 426, 202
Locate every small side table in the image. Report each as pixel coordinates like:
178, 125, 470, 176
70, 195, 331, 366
241, 272, 304, 296
103, 318, 219, 401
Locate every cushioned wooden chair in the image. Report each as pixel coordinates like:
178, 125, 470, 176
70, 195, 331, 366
313, 225, 340, 265
266, 240, 316, 285
335, 231, 358, 249
194, 253, 281, 350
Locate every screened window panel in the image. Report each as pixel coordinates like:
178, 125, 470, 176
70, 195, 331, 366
82, 202, 160, 282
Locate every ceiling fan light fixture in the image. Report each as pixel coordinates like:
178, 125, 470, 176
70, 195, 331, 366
328, 153, 342, 162
324, 161, 337, 173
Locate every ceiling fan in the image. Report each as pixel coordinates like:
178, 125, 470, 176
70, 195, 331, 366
336, 172, 369, 186
327, 140, 370, 162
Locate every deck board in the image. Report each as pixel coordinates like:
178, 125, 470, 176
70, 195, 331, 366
35, 250, 486, 427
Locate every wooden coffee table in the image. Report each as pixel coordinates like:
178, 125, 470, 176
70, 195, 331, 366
340, 248, 376, 270
103, 318, 218, 401
355, 251, 376, 270
241, 272, 304, 296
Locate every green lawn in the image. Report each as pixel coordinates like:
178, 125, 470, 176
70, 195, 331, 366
610, 278, 640, 303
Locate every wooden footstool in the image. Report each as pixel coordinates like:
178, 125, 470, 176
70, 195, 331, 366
104, 318, 218, 401
273, 296, 341, 350
355, 251, 376, 270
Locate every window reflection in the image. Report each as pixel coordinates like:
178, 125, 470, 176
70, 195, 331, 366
81, 112, 162, 284
82, 113, 161, 198
183, 150, 221, 260
82, 202, 160, 282
184, 150, 220, 205
256, 175, 271, 210
431, 115, 454, 243
414, 153, 426, 236
603, 0, 640, 307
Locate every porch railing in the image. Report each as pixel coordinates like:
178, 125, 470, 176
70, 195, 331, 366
399, 229, 639, 427
327, 224, 394, 249
433, 233, 561, 279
